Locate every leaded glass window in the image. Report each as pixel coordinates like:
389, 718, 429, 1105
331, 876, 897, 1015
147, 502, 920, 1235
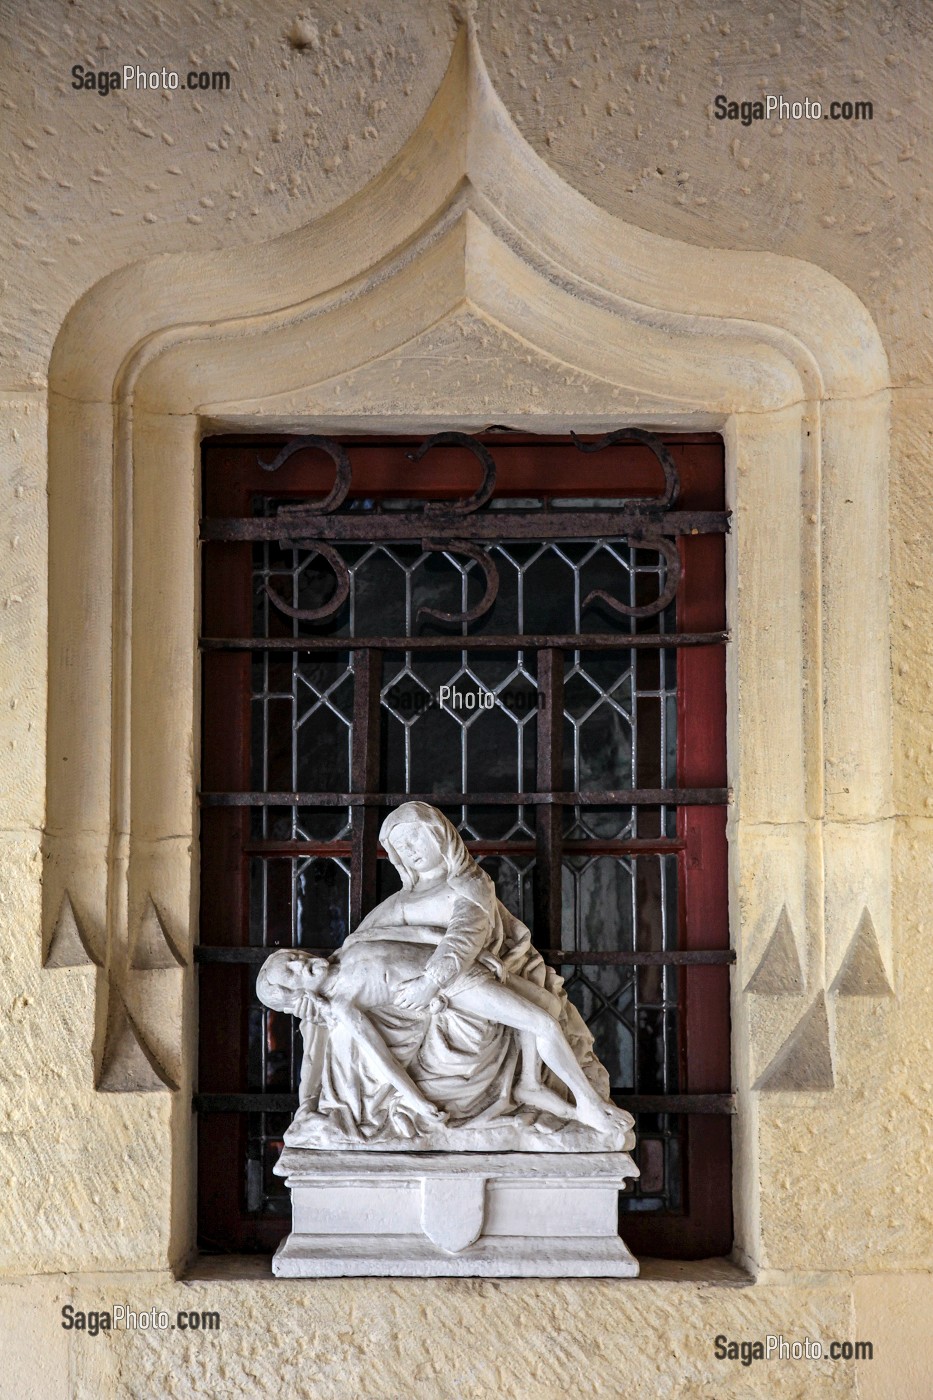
198, 432, 732, 1258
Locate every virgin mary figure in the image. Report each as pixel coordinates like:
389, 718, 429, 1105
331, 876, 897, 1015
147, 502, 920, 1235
258, 802, 634, 1151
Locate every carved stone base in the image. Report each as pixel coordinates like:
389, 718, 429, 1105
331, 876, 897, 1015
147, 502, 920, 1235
272, 1149, 639, 1278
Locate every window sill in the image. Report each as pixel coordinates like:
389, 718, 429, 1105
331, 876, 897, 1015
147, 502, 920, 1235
182, 1253, 753, 1288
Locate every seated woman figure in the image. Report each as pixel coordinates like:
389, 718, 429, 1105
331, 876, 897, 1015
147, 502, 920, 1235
257, 801, 633, 1147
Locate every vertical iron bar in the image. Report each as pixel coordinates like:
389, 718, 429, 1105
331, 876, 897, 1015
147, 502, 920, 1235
349, 648, 383, 930
535, 648, 565, 943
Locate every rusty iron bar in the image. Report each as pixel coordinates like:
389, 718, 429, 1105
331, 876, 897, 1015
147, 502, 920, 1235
199, 787, 731, 807
246, 840, 357, 857
200, 509, 729, 542
611, 1094, 734, 1115
191, 1090, 735, 1115
200, 631, 729, 652
244, 838, 686, 858
542, 948, 734, 966
534, 649, 565, 945
195, 945, 732, 966
349, 650, 383, 927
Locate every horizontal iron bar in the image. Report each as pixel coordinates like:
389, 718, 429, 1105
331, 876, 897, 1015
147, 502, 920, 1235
200, 788, 731, 807
195, 1094, 299, 1113
192, 1091, 734, 1115
201, 631, 729, 652
244, 838, 686, 858
245, 841, 355, 858
200, 509, 730, 543
542, 949, 735, 966
196, 946, 282, 963
194, 945, 732, 966
612, 1094, 734, 1115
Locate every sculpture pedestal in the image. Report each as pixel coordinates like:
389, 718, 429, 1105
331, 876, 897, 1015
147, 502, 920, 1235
272, 1149, 639, 1277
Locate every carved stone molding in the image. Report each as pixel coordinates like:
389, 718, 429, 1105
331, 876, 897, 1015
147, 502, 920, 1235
744, 906, 805, 997
830, 909, 894, 998
130, 896, 186, 972
753, 994, 835, 1093
44, 893, 101, 970
42, 15, 892, 1266
98, 994, 176, 1094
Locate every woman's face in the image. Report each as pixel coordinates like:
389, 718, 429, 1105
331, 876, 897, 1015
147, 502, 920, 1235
392, 822, 443, 876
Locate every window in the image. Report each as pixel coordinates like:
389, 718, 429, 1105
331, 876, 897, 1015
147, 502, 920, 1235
196, 431, 732, 1258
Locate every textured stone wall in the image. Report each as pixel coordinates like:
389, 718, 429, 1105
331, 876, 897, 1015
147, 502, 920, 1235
1, 1, 932, 1396
0, 1267, 869, 1400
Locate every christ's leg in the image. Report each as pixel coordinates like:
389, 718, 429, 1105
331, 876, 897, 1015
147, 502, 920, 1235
450, 980, 632, 1133
513, 1031, 576, 1118
505, 978, 575, 1117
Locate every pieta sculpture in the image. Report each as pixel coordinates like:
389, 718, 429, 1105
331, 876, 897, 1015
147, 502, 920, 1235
258, 802, 640, 1275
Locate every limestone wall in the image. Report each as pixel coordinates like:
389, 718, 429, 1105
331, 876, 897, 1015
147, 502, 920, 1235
1, 1, 931, 1395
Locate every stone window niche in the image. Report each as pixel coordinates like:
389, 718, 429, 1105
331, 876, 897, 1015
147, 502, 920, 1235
43, 25, 892, 1275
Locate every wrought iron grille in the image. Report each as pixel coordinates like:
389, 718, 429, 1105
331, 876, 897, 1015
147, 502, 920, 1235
197, 431, 733, 1257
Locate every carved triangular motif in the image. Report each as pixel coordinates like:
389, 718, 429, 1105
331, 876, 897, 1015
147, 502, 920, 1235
745, 906, 804, 995
44, 893, 101, 968
98, 996, 176, 1093
831, 909, 893, 997
754, 993, 834, 1092
131, 897, 185, 970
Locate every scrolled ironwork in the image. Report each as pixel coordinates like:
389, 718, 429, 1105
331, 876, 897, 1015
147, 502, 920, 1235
581, 535, 682, 620
263, 540, 350, 622
201, 429, 725, 629
406, 432, 497, 515
416, 539, 500, 626
257, 435, 352, 514
570, 428, 681, 509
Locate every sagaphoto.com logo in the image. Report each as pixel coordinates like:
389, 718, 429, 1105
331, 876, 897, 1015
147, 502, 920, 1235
71, 63, 231, 96
713, 92, 873, 126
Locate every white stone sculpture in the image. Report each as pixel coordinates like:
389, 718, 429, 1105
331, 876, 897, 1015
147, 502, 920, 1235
258, 801, 639, 1275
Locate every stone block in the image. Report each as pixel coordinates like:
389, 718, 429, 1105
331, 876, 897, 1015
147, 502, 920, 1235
273, 1150, 639, 1278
